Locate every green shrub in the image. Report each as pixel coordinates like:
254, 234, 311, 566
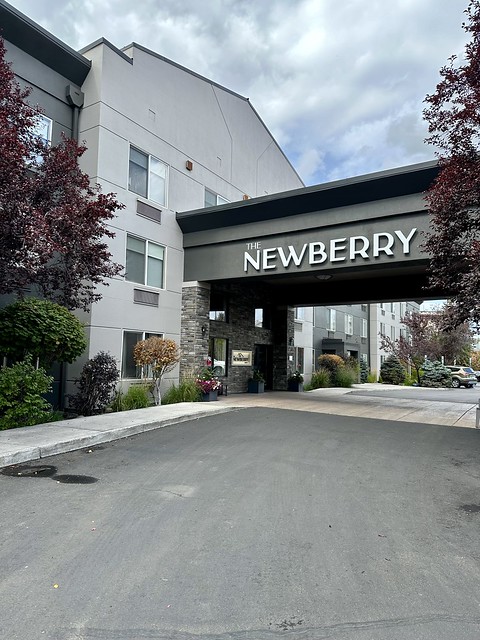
380, 355, 406, 385
0, 298, 86, 368
111, 384, 151, 411
69, 351, 119, 416
333, 366, 357, 388
308, 368, 331, 389
0, 357, 53, 430
421, 360, 452, 388
359, 359, 369, 383
367, 371, 378, 383
162, 379, 202, 404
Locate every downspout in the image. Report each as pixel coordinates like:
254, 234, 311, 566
65, 85, 85, 140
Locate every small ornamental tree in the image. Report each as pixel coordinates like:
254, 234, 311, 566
133, 337, 180, 405
423, 1, 480, 325
0, 37, 124, 311
0, 298, 86, 368
69, 352, 119, 416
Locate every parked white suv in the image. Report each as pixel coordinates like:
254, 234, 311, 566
445, 366, 477, 388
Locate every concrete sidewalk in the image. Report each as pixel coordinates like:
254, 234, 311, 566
0, 385, 478, 468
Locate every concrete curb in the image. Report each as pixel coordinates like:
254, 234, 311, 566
0, 403, 239, 468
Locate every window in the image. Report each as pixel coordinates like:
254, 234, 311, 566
209, 337, 227, 376
361, 319, 368, 338
209, 292, 227, 322
329, 309, 336, 332
295, 347, 304, 374
129, 147, 168, 206
33, 115, 52, 146
361, 304, 368, 312
205, 188, 229, 207
126, 235, 165, 288
295, 307, 305, 321
380, 322, 386, 336
345, 314, 353, 335
391, 326, 396, 341
122, 331, 162, 378
255, 307, 271, 328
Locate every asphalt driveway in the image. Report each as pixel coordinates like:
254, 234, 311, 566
1, 407, 480, 639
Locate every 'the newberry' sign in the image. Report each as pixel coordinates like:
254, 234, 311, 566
243, 228, 417, 273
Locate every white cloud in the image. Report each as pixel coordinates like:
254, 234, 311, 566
8, 0, 470, 184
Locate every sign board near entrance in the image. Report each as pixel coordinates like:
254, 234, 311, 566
232, 350, 252, 366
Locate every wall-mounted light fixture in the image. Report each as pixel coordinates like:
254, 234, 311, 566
314, 274, 332, 281
186, 160, 193, 171
201, 325, 207, 335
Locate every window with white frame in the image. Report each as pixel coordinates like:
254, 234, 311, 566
205, 188, 229, 207
122, 331, 163, 378
295, 307, 305, 322
345, 314, 353, 335
33, 114, 53, 146
361, 318, 368, 338
129, 146, 168, 206
380, 322, 386, 336
329, 309, 336, 332
391, 326, 396, 340
126, 235, 165, 288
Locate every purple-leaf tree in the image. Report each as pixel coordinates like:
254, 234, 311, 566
423, 0, 480, 326
0, 37, 123, 311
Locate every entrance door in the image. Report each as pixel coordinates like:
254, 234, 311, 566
254, 344, 273, 390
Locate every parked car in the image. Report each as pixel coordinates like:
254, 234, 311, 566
445, 365, 477, 388
475, 370, 480, 382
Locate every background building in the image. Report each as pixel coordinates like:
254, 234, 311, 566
313, 302, 421, 376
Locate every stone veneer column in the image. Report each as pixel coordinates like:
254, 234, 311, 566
272, 305, 295, 390
180, 281, 211, 378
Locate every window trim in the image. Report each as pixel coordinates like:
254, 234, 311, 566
125, 234, 166, 290
205, 187, 229, 207
121, 330, 164, 379
128, 145, 168, 207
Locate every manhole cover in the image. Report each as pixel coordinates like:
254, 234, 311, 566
54, 475, 98, 484
1, 464, 57, 478
459, 504, 480, 513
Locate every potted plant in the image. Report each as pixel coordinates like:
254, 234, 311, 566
196, 368, 221, 401
288, 370, 304, 392
248, 369, 265, 393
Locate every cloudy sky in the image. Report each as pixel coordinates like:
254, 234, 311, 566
7, 0, 470, 186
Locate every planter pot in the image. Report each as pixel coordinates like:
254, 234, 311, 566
288, 381, 304, 392
201, 390, 218, 402
248, 380, 265, 393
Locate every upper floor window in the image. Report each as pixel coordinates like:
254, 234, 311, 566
255, 307, 271, 329
345, 314, 353, 335
361, 319, 368, 338
205, 188, 229, 207
295, 307, 305, 322
33, 115, 52, 146
209, 292, 228, 322
329, 309, 336, 332
126, 235, 165, 288
129, 147, 168, 206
